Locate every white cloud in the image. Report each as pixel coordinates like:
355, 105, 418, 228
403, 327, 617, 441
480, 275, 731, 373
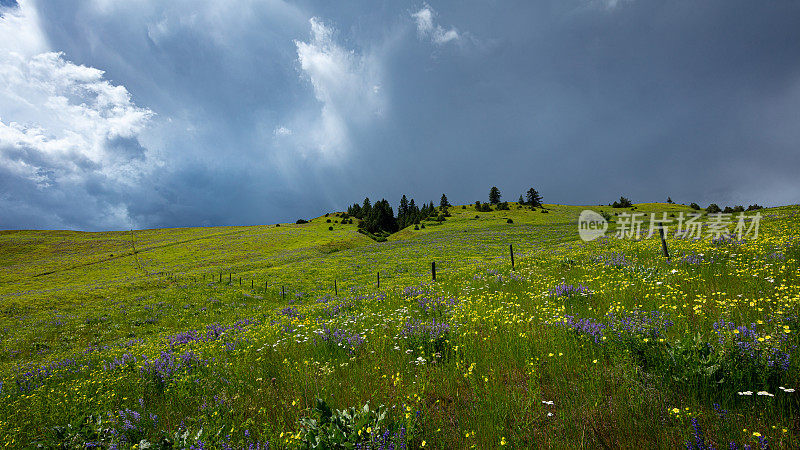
273, 125, 292, 136
588, 0, 633, 10
412, 4, 460, 45
0, 3, 157, 229
293, 17, 384, 157
0, 51, 154, 172
0, 0, 48, 57
412, 6, 434, 35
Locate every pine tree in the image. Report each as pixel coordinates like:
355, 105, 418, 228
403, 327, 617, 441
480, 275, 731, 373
364, 199, 398, 234
526, 188, 543, 208
439, 194, 450, 212
399, 195, 409, 216
408, 199, 420, 224
398, 195, 410, 228
362, 197, 372, 218
348, 203, 362, 218
518, 195, 525, 205
612, 196, 632, 208
489, 186, 501, 204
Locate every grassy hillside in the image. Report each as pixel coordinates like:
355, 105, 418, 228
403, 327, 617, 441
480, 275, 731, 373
1, 203, 798, 448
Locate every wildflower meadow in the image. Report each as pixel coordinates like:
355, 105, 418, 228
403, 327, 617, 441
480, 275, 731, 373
1, 203, 798, 448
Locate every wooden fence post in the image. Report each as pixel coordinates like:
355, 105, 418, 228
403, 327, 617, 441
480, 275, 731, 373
377, 271, 380, 289
282, 286, 285, 301
510, 244, 515, 270
658, 222, 671, 260
334, 279, 338, 296
432, 261, 436, 282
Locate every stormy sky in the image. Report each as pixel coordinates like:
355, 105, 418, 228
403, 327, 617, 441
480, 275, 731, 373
1, 0, 799, 230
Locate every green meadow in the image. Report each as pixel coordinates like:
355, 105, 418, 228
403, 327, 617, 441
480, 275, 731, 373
1, 203, 798, 448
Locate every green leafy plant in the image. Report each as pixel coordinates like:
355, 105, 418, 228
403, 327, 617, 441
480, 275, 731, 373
297, 399, 395, 449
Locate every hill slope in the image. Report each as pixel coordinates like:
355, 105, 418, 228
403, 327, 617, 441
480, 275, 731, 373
1, 203, 798, 448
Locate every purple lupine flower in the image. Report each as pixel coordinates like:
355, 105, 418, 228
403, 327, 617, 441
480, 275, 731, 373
559, 316, 606, 343
315, 325, 365, 353
549, 283, 590, 298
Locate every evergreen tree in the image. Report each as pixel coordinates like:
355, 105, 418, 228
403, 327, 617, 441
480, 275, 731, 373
526, 188, 543, 208
612, 196, 632, 208
348, 203, 362, 218
518, 195, 525, 205
397, 195, 410, 228
408, 199, 420, 224
399, 195, 409, 217
440, 194, 450, 211
362, 197, 372, 218
667, 196, 674, 204
489, 186, 501, 204
364, 199, 398, 234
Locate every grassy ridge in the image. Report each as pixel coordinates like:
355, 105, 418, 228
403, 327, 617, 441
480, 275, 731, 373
1, 203, 798, 448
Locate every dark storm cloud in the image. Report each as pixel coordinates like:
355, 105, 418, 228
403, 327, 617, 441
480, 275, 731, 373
1, 0, 799, 230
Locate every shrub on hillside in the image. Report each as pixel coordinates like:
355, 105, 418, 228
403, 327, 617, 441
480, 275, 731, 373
689, 203, 701, 210
296, 219, 308, 224
706, 204, 722, 213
